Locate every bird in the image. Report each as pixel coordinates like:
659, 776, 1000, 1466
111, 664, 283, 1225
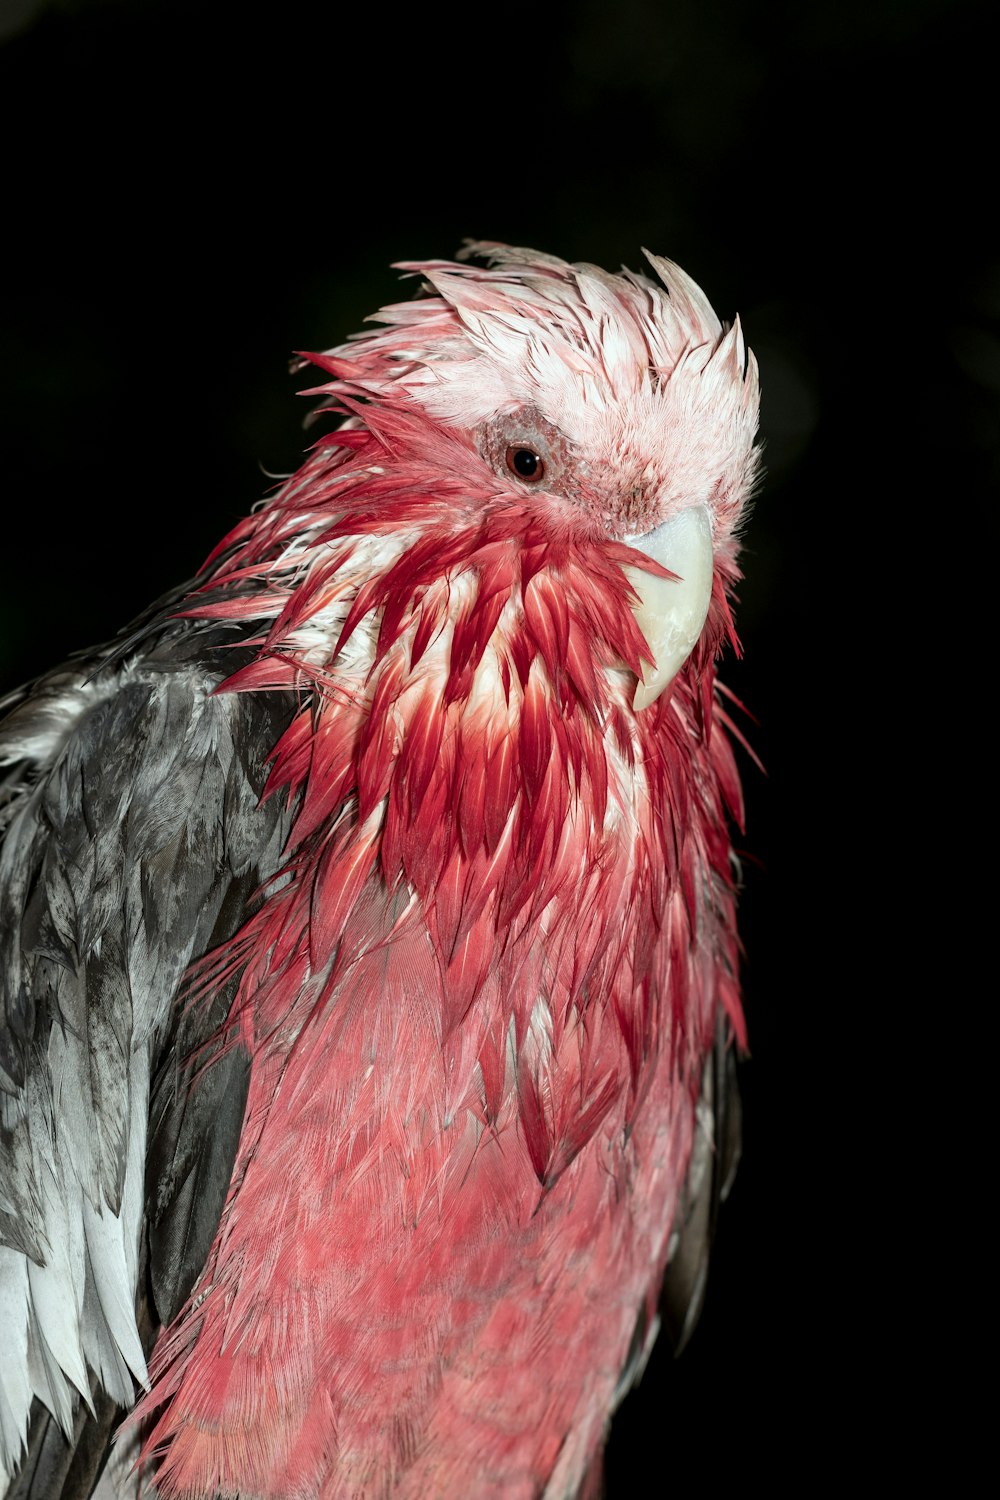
0, 242, 760, 1500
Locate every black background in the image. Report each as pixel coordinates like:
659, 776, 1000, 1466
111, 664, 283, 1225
0, 0, 990, 1489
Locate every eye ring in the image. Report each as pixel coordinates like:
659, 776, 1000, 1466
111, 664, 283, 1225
505, 445, 545, 483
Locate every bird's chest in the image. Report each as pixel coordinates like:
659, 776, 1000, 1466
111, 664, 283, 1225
152, 980, 696, 1500
146, 729, 707, 1498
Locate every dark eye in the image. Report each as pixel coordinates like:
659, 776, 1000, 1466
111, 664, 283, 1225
505, 446, 545, 483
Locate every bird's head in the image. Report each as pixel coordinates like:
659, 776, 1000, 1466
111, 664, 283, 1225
303, 243, 761, 709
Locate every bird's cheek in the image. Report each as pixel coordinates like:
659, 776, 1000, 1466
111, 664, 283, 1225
622, 504, 714, 710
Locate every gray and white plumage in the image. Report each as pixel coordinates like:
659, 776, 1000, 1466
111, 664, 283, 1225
0, 604, 294, 1497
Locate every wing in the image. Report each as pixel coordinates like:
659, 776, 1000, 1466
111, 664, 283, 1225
658, 1017, 742, 1356
609, 1015, 742, 1417
0, 620, 294, 1498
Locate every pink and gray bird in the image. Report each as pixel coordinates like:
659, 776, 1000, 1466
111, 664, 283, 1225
0, 243, 759, 1499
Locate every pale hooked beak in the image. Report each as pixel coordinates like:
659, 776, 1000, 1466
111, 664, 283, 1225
623, 505, 714, 710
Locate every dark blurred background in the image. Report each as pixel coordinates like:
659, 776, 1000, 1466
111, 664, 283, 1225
0, 0, 989, 1488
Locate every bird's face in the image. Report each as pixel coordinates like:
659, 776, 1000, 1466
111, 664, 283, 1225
361, 250, 760, 707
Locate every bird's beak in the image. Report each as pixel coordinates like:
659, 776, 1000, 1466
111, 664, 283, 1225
623, 504, 714, 710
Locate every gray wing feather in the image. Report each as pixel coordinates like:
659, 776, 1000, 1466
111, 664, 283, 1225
611, 1015, 742, 1414
6, 1391, 119, 1500
0, 638, 294, 1497
659, 1017, 742, 1356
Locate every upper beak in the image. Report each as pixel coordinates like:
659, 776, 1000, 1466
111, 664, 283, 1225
622, 504, 714, 710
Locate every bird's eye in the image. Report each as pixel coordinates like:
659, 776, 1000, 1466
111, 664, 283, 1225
505, 446, 545, 483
